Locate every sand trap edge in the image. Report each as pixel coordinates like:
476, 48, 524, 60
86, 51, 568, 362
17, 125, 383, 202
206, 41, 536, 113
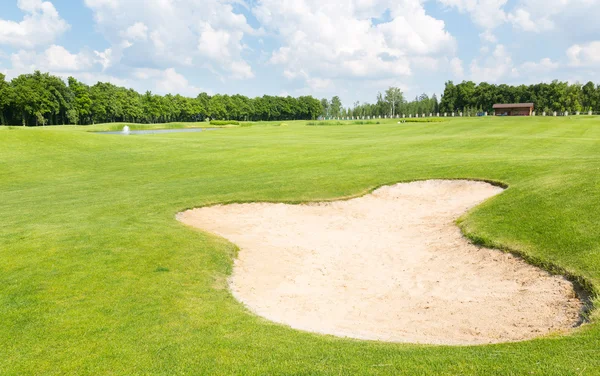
175, 179, 595, 345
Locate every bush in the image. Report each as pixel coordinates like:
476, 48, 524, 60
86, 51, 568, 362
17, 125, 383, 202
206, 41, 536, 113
352, 121, 380, 125
307, 120, 381, 126
402, 118, 447, 123
210, 120, 240, 126
307, 121, 343, 126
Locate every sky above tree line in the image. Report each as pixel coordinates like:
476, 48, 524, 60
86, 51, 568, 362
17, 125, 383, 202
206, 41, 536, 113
1, 0, 599, 106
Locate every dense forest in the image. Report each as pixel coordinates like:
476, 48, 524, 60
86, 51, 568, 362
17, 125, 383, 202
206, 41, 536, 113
2, 71, 600, 126
0, 71, 323, 126
439, 80, 600, 115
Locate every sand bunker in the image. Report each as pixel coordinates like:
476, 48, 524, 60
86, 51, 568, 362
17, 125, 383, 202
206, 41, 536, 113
178, 180, 583, 345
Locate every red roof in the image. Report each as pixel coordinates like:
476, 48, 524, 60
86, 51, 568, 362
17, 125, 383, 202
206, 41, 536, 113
493, 103, 534, 109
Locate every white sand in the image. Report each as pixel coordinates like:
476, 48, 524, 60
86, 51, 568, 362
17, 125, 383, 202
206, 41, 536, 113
178, 180, 582, 345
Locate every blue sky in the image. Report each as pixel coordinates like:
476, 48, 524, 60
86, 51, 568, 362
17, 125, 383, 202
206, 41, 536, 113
1, 0, 600, 106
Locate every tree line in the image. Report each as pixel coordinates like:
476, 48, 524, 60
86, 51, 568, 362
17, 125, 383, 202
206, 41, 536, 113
323, 81, 600, 119
3, 70, 600, 126
320, 88, 439, 119
439, 80, 600, 115
0, 71, 323, 126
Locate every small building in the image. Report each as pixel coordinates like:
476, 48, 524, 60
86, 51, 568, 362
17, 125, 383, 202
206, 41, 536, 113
493, 103, 534, 116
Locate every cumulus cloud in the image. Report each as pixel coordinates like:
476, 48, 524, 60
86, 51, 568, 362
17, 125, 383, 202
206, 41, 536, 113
520, 57, 559, 73
567, 41, 600, 67
470, 44, 517, 83
9, 45, 94, 74
450, 57, 465, 78
437, 0, 600, 36
83, 0, 258, 80
479, 30, 497, 43
197, 22, 253, 79
0, 0, 69, 48
436, 0, 508, 29
507, 8, 550, 32
121, 22, 148, 41
254, 0, 455, 91
131, 67, 202, 96
509, 0, 600, 33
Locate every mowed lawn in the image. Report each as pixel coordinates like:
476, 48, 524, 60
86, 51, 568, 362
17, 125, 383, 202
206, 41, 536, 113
1, 117, 600, 375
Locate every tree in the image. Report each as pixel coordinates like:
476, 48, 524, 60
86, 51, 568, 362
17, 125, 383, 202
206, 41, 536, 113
320, 98, 329, 118
440, 81, 457, 113
384, 87, 403, 117
66, 109, 79, 125
208, 94, 228, 120
582, 81, 596, 111
68, 77, 92, 125
330, 96, 342, 117
6, 68, 600, 125
0, 73, 11, 125
10, 72, 45, 126
431, 94, 439, 114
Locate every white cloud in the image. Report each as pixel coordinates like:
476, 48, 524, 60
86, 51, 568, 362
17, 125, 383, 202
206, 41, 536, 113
255, 0, 455, 92
437, 0, 600, 35
5, 62, 202, 98
520, 57, 559, 73
9, 45, 94, 75
307, 77, 333, 91
121, 22, 148, 41
84, 0, 258, 80
479, 30, 497, 44
197, 22, 254, 79
449, 57, 464, 78
567, 41, 600, 67
470, 44, 517, 82
410, 56, 440, 71
436, 0, 508, 29
3, 44, 201, 97
131, 67, 201, 96
508, 8, 551, 32
508, 0, 600, 33
0, 0, 69, 48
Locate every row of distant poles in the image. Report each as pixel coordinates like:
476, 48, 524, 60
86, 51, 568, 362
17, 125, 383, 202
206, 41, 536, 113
321, 110, 594, 120
323, 112, 476, 120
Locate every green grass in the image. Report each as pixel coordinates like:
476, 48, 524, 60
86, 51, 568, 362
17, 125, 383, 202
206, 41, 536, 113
1, 117, 600, 375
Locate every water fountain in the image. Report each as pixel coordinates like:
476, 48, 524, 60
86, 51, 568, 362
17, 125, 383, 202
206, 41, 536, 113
122, 125, 131, 135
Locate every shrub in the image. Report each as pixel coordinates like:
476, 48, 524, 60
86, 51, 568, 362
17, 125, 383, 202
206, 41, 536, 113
352, 121, 380, 125
210, 120, 240, 126
306, 121, 345, 126
307, 120, 381, 126
402, 118, 447, 123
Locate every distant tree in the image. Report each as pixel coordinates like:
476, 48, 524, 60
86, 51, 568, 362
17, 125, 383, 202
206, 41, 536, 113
0, 73, 11, 125
330, 96, 342, 117
10, 72, 48, 126
208, 95, 228, 120
431, 94, 439, 114
68, 77, 92, 124
6, 68, 600, 125
582, 81, 595, 111
384, 87, 403, 117
440, 81, 457, 113
320, 98, 329, 118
